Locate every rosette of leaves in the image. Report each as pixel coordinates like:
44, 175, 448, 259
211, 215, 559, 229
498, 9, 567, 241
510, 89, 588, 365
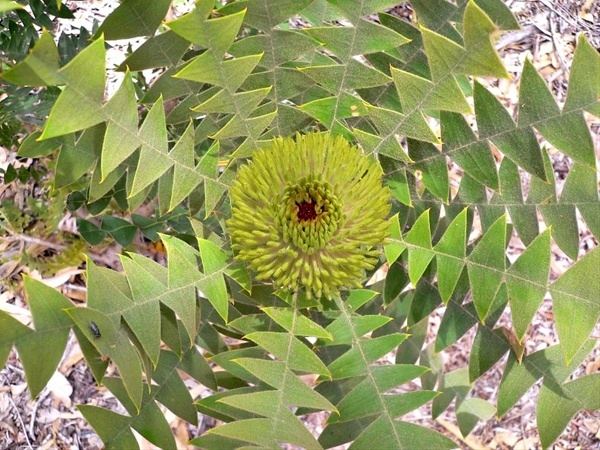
227, 132, 390, 299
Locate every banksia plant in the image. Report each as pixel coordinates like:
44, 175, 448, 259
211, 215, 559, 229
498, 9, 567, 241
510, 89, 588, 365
227, 133, 390, 299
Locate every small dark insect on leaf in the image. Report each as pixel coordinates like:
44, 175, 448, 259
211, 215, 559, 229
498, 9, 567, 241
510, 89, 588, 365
89, 321, 101, 339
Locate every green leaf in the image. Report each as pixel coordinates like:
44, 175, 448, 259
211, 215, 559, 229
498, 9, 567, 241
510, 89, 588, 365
79, 405, 139, 450
168, 4, 245, 55
440, 111, 498, 189
408, 139, 449, 202
67, 307, 144, 410
55, 126, 102, 188
328, 333, 408, 380
564, 35, 600, 115
435, 280, 477, 352
467, 214, 507, 320
102, 377, 177, 450
329, 364, 430, 423
40, 37, 106, 139
496, 341, 595, 417
456, 398, 495, 437
160, 235, 199, 341
96, 0, 172, 40
14, 278, 72, 397
327, 315, 392, 345
391, 66, 469, 114
158, 122, 199, 213
101, 72, 139, 179
469, 322, 509, 381
459, 1, 508, 77
209, 356, 334, 449
119, 31, 190, 71
262, 307, 332, 340
176, 53, 263, 91
384, 215, 406, 265
474, 81, 547, 181
518, 59, 595, 168
434, 208, 467, 302
120, 255, 164, 366
550, 247, 600, 363
349, 416, 456, 450
494, 158, 538, 245
101, 216, 137, 246
432, 367, 470, 418
129, 97, 171, 197
404, 209, 434, 285
245, 332, 330, 377
245, 0, 314, 31
17, 131, 62, 157
77, 218, 106, 245
301, 62, 391, 94
506, 230, 550, 340
197, 238, 230, 322
0, 1, 23, 13
152, 350, 198, 425
537, 374, 600, 449
2, 30, 61, 86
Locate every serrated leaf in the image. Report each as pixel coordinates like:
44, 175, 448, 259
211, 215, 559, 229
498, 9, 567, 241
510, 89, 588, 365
506, 230, 550, 340
245, 332, 330, 377
328, 333, 408, 380
537, 374, 600, 449
119, 31, 189, 71
168, 5, 245, 56
518, 59, 595, 168
152, 350, 198, 425
564, 35, 600, 114
96, 0, 171, 40
467, 214, 506, 320
40, 37, 106, 139
15, 278, 72, 397
77, 218, 106, 245
2, 30, 61, 86
160, 235, 199, 341
67, 308, 143, 410
329, 364, 430, 423
384, 214, 406, 265
456, 398, 495, 437
101, 72, 139, 179
349, 415, 456, 450
119, 256, 163, 366
262, 307, 331, 340
391, 66, 469, 114
101, 216, 137, 246
175, 53, 263, 92
497, 341, 595, 417
404, 209, 434, 285
434, 208, 467, 302
474, 81, 547, 181
197, 239, 230, 322
550, 247, 600, 363
78, 405, 139, 450
440, 111, 498, 189
55, 127, 101, 188
129, 98, 171, 197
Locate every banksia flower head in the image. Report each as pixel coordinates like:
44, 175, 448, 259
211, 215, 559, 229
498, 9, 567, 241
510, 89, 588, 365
227, 133, 390, 299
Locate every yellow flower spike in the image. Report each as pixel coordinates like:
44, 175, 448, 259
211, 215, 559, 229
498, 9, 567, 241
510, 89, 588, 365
227, 132, 391, 300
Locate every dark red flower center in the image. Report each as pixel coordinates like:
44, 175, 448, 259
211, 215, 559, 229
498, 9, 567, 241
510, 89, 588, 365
297, 200, 318, 221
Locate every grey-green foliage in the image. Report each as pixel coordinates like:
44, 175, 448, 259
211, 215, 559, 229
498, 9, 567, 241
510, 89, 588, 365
1, 0, 599, 449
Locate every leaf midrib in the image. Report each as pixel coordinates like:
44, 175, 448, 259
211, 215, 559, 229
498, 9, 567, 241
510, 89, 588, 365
334, 296, 407, 450
392, 237, 598, 308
